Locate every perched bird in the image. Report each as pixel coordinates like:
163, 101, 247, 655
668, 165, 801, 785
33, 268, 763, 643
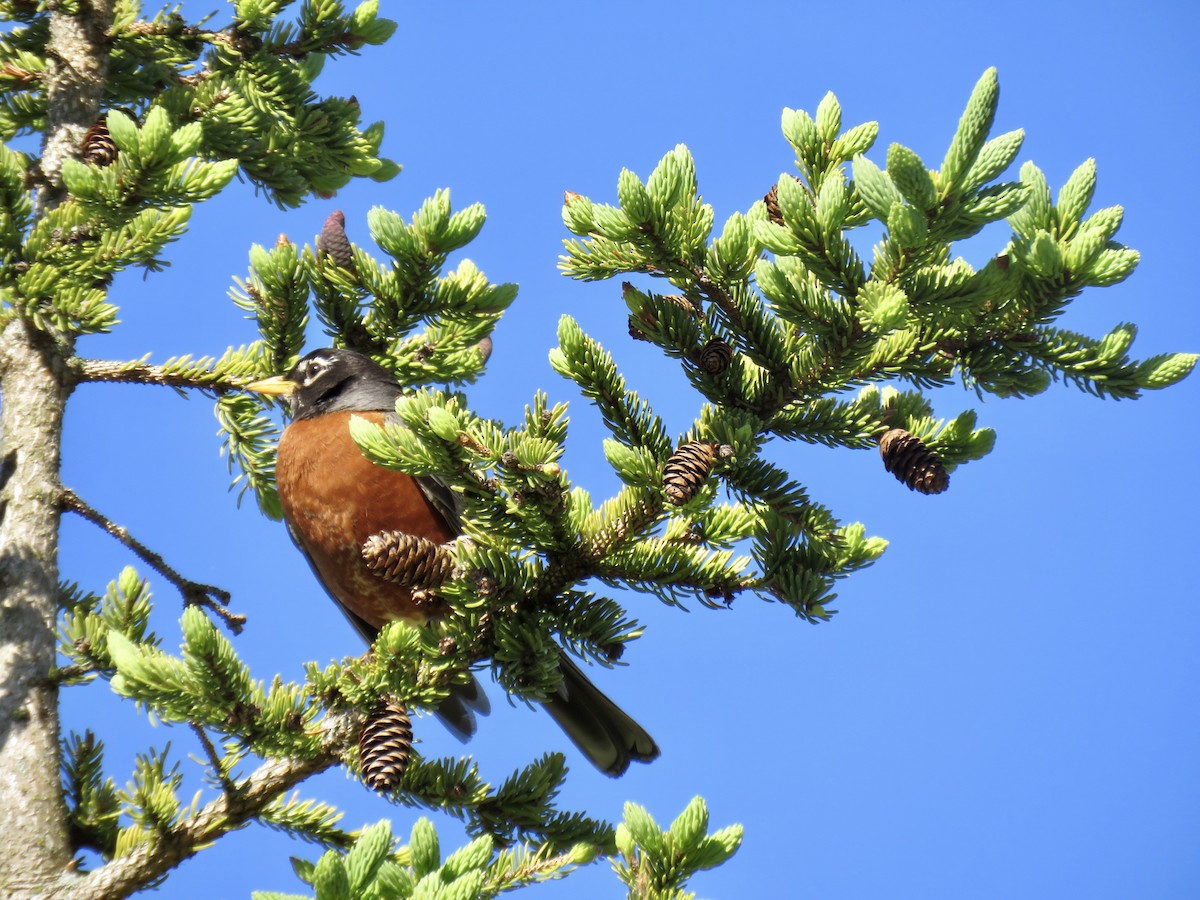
246, 348, 659, 776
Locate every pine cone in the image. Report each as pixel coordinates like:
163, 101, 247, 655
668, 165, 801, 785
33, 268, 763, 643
316, 209, 355, 270
475, 335, 493, 364
626, 289, 698, 337
359, 702, 412, 793
362, 532, 454, 588
697, 338, 733, 375
663, 441, 718, 505
81, 116, 117, 167
661, 294, 698, 314
762, 176, 801, 226
879, 428, 949, 495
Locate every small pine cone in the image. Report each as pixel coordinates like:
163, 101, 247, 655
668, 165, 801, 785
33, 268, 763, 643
475, 335, 493, 364
359, 702, 412, 793
762, 175, 802, 226
660, 294, 697, 314
316, 209, 355, 270
697, 337, 733, 375
81, 117, 117, 167
663, 441, 718, 505
763, 184, 783, 225
879, 428, 949, 495
362, 532, 454, 588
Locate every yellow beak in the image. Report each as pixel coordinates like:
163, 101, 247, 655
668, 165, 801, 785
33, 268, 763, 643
244, 375, 297, 397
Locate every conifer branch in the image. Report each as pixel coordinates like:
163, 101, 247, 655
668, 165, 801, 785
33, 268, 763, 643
71, 358, 251, 393
60, 487, 245, 634
271, 32, 370, 60
66, 723, 349, 900
190, 723, 237, 794
596, 560, 758, 604
694, 269, 743, 325
521, 490, 665, 607
589, 491, 665, 558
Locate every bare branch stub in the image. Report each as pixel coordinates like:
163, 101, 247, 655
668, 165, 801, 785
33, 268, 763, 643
60, 488, 246, 633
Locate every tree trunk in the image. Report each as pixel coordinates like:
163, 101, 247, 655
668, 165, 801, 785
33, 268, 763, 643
0, 321, 73, 896
0, 1, 113, 893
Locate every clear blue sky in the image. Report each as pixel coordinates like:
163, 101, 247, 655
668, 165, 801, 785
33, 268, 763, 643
55, 1, 1199, 897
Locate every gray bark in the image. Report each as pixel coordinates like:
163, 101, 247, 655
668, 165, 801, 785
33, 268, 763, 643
37, 0, 115, 217
1, 1, 114, 894
0, 321, 73, 896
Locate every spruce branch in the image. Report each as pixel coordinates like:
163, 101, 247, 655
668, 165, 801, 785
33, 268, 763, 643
270, 817, 598, 899
67, 723, 349, 900
60, 487, 245, 634
556, 71, 1193, 631
71, 357, 255, 392
613, 797, 742, 900
189, 723, 237, 795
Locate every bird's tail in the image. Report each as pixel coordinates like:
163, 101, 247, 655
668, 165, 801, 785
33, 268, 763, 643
435, 674, 491, 741
539, 650, 660, 777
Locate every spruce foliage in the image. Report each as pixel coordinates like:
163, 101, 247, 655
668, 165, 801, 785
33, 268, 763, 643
0, 2, 1191, 896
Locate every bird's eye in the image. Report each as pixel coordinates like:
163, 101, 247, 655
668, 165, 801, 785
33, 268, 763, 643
301, 357, 329, 386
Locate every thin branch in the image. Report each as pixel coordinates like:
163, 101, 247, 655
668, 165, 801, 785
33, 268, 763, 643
594, 562, 759, 608
60, 487, 246, 634
272, 32, 364, 59
488, 848, 589, 893
694, 269, 744, 325
522, 488, 666, 613
64, 717, 352, 900
190, 723, 237, 794
70, 358, 252, 393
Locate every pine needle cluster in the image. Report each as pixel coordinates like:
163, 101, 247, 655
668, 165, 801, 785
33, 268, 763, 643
554, 68, 1195, 627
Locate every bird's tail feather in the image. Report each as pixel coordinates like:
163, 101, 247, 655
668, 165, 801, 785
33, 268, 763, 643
538, 650, 659, 777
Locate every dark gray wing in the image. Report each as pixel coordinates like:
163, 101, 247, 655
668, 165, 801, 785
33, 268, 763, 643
414, 474, 463, 534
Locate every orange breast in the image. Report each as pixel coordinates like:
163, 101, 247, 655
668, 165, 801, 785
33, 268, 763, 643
276, 410, 457, 629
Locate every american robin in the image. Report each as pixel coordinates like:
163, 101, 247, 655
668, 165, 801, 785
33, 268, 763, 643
247, 347, 659, 776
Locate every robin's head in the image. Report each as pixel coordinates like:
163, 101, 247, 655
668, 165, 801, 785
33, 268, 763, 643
245, 348, 402, 419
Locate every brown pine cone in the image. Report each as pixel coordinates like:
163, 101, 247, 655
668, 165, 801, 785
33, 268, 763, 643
663, 441, 718, 505
763, 175, 802, 226
879, 428, 949, 495
316, 209, 355, 270
362, 532, 454, 588
359, 702, 412, 793
696, 338, 733, 375
81, 116, 117, 167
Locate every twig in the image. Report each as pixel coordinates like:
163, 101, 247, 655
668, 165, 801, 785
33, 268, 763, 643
190, 723, 237, 794
60, 487, 247, 634
64, 719, 350, 900
524, 488, 665, 610
594, 561, 759, 608
694, 269, 744, 325
635, 222, 744, 325
70, 358, 251, 393
489, 848, 591, 893
272, 32, 363, 59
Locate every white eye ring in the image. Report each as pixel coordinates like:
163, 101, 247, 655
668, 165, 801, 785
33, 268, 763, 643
301, 356, 330, 386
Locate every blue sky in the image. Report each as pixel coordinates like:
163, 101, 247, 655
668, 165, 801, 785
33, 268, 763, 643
53, 1, 1199, 897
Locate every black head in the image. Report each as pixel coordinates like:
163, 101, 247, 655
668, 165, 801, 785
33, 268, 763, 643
247, 348, 403, 420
